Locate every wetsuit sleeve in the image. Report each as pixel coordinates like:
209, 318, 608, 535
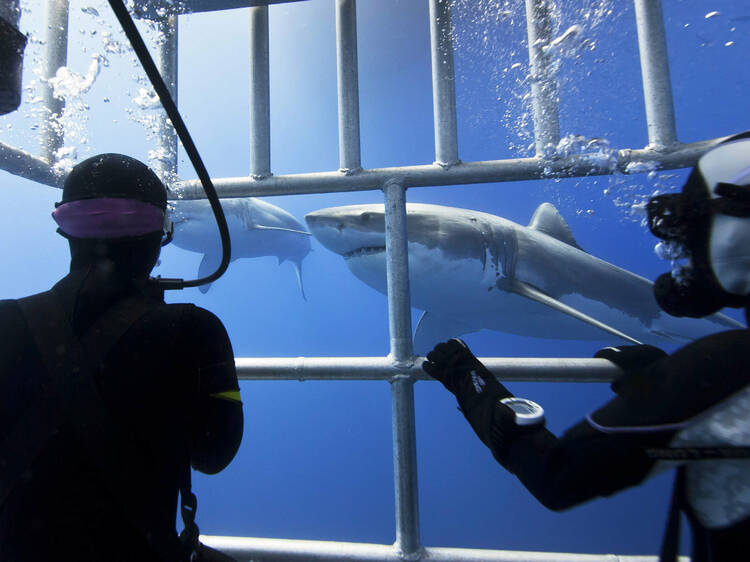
480, 330, 750, 511
185, 307, 243, 475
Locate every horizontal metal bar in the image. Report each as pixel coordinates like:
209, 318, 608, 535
201, 535, 686, 562
234, 356, 620, 383
132, 0, 308, 18
3, 136, 724, 197
0, 143, 60, 187
173, 137, 725, 199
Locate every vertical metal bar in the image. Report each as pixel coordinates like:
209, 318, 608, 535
40, 0, 69, 164
633, 0, 678, 149
428, 0, 458, 168
384, 181, 413, 364
336, 0, 361, 173
524, 0, 560, 157
154, 14, 179, 185
249, 6, 271, 178
383, 180, 421, 558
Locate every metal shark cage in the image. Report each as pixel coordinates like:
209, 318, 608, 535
0, 0, 705, 560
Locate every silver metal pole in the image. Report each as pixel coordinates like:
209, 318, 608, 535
5, 137, 717, 199
173, 137, 724, 199
40, 0, 69, 164
633, 0, 678, 149
428, 0, 459, 168
384, 180, 413, 364
0, 142, 61, 187
154, 14, 179, 186
202, 535, 687, 562
249, 6, 271, 178
524, 0, 560, 156
336, 0, 361, 173
382, 179, 421, 558
233, 356, 621, 383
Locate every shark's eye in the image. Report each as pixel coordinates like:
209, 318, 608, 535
360, 212, 374, 221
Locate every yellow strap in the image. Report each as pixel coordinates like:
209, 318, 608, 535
209, 390, 242, 403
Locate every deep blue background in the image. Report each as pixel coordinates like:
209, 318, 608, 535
1, 0, 749, 556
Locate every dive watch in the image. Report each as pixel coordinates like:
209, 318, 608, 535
499, 397, 545, 427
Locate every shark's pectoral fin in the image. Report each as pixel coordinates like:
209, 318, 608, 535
255, 225, 313, 236
414, 312, 480, 356
198, 253, 220, 294
292, 259, 307, 301
507, 280, 642, 345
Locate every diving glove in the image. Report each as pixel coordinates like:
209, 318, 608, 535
423, 339, 513, 445
423, 339, 509, 400
594, 344, 667, 394
594, 344, 667, 371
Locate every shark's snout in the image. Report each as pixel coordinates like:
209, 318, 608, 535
306, 206, 387, 257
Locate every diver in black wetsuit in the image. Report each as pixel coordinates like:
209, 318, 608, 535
423, 133, 750, 562
0, 154, 243, 561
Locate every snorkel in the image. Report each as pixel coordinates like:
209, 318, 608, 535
106, 0, 231, 291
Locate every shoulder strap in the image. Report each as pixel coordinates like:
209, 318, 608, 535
646, 446, 750, 460
1, 290, 186, 561
659, 467, 685, 562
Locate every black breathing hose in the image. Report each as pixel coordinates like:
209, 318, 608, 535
107, 0, 231, 291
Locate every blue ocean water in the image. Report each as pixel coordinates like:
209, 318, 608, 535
1, 0, 749, 556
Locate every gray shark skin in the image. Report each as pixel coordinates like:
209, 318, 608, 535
170, 198, 311, 296
305, 202, 743, 354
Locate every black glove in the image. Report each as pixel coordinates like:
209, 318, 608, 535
423, 339, 512, 437
594, 344, 667, 393
423, 338, 510, 403
594, 344, 667, 370
423, 339, 525, 462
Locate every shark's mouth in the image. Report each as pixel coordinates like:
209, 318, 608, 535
344, 245, 386, 259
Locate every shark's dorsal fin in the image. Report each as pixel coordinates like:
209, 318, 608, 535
528, 203, 584, 251
507, 279, 642, 345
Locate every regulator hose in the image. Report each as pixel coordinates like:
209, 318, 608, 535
107, 0, 231, 291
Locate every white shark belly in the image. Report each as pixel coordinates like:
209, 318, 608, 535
345, 246, 613, 340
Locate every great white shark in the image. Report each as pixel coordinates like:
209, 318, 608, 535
170, 197, 312, 296
305, 202, 743, 353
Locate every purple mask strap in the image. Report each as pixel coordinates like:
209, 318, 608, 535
53, 197, 165, 239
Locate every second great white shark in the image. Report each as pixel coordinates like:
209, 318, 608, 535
170, 198, 312, 296
305, 202, 743, 353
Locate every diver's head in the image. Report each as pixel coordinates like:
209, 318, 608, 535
647, 132, 750, 319
54, 154, 171, 277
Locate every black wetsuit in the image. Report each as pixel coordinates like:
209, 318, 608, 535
0, 270, 243, 561
479, 329, 750, 561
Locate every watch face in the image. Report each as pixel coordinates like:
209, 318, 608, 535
507, 401, 537, 414
500, 397, 545, 426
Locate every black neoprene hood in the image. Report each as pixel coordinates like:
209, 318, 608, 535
61, 154, 167, 210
